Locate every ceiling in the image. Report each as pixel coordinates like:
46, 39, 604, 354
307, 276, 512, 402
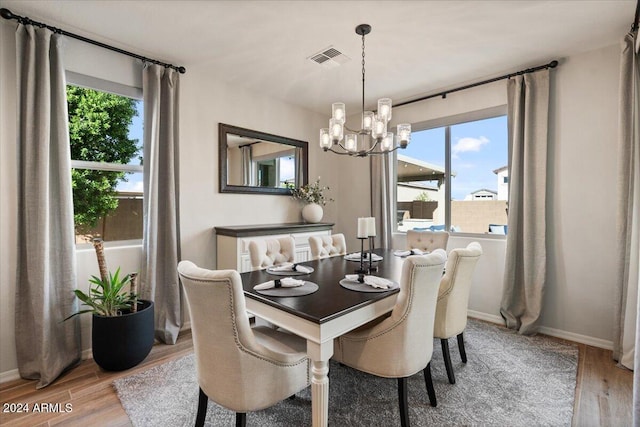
0, 1, 635, 115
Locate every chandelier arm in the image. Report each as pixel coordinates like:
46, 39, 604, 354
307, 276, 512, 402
324, 146, 353, 156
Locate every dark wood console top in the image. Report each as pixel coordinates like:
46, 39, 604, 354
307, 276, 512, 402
215, 222, 334, 237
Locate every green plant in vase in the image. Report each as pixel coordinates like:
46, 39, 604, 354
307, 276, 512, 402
65, 238, 153, 371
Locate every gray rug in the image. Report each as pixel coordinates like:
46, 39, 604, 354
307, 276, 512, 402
113, 319, 578, 426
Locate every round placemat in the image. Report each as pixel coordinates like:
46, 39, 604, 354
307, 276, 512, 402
339, 278, 399, 293
266, 266, 314, 276
344, 253, 383, 262
254, 281, 319, 297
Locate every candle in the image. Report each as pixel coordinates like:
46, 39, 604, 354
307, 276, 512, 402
357, 217, 368, 238
367, 217, 376, 237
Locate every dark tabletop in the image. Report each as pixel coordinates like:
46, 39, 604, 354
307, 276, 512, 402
241, 248, 404, 324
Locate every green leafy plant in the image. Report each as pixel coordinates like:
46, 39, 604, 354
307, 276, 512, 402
65, 239, 138, 320
291, 178, 334, 206
66, 267, 134, 318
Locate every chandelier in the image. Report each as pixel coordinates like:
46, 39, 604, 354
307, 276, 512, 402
320, 24, 411, 157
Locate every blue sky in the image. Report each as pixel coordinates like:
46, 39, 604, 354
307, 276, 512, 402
401, 115, 507, 200
116, 100, 144, 192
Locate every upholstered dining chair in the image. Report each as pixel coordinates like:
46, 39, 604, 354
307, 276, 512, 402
308, 233, 347, 259
433, 242, 483, 384
248, 236, 296, 270
177, 261, 310, 427
406, 229, 450, 253
333, 252, 447, 427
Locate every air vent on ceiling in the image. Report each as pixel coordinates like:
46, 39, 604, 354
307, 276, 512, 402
308, 46, 350, 68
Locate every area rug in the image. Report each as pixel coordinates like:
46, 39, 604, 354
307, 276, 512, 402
113, 319, 578, 426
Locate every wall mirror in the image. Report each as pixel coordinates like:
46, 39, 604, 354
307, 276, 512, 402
219, 123, 308, 194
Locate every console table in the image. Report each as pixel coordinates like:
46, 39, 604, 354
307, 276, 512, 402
215, 222, 334, 272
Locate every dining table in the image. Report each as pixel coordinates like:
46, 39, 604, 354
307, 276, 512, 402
240, 247, 405, 427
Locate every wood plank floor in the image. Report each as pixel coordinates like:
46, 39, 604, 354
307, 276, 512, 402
0, 327, 633, 426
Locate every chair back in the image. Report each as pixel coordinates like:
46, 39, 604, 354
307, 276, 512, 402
407, 229, 449, 253
308, 233, 347, 259
177, 261, 308, 412
248, 236, 296, 270
433, 242, 483, 339
335, 251, 446, 378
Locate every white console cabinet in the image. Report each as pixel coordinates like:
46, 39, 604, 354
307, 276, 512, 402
215, 223, 334, 272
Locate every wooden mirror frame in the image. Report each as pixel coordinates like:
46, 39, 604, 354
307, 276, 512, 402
219, 123, 309, 195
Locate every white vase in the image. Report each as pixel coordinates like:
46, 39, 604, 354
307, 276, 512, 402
302, 203, 323, 223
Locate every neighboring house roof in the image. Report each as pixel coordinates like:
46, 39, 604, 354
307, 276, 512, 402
493, 165, 508, 174
398, 182, 438, 191
471, 189, 497, 195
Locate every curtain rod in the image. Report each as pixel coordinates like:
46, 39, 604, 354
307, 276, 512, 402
394, 60, 558, 108
0, 8, 186, 74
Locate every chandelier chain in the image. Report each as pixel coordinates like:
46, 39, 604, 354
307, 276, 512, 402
361, 32, 366, 116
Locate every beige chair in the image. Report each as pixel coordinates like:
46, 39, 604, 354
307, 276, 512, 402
308, 233, 347, 259
407, 229, 450, 253
433, 242, 483, 384
248, 236, 296, 270
333, 252, 447, 427
177, 261, 310, 427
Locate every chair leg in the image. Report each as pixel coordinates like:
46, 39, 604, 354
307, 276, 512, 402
423, 363, 437, 407
441, 338, 456, 384
397, 377, 410, 427
195, 388, 208, 427
457, 332, 467, 363
235, 412, 246, 427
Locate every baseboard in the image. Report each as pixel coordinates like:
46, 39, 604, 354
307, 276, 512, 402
467, 309, 613, 350
0, 368, 20, 384
0, 348, 95, 384
467, 310, 504, 325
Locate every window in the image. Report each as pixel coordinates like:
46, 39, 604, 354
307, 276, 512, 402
66, 74, 143, 244
396, 109, 508, 235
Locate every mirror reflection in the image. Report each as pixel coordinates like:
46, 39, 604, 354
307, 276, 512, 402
219, 123, 308, 195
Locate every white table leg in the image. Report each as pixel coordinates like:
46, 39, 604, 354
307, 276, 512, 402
307, 340, 333, 427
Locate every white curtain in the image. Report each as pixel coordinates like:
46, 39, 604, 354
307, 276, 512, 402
15, 25, 81, 388
612, 28, 640, 426
370, 154, 395, 249
241, 145, 252, 186
141, 63, 182, 344
295, 146, 304, 187
500, 70, 550, 335
615, 30, 640, 370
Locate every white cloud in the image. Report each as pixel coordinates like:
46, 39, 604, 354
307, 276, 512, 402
452, 136, 489, 158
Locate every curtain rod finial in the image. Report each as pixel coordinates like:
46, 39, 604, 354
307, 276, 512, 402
1, 8, 14, 20
549, 60, 559, 68
177, 66, 186, 74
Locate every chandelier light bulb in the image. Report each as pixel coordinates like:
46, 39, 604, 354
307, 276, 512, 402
381, 132, 394, 151
377, 98, 392, 122
320, 128, 331, 149
362, 111, 374, 131
397, 123, 411, 148
345, 134, 357, 152
332, 103, 346, 124
329, 119, 344, 143
372, 118, 386, 139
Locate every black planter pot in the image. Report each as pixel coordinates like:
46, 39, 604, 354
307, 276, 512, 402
91, 299, 154, 371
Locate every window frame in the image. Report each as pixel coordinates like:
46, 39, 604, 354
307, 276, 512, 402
394, 105, 508, 238
66, 72, 144, 247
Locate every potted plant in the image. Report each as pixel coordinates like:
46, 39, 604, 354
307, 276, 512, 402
66, 239, 154, 371
291, 177, 334, 223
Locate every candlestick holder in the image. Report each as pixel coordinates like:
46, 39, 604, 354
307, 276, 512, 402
368, 236, 378, 272
355, 237, 368, 281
